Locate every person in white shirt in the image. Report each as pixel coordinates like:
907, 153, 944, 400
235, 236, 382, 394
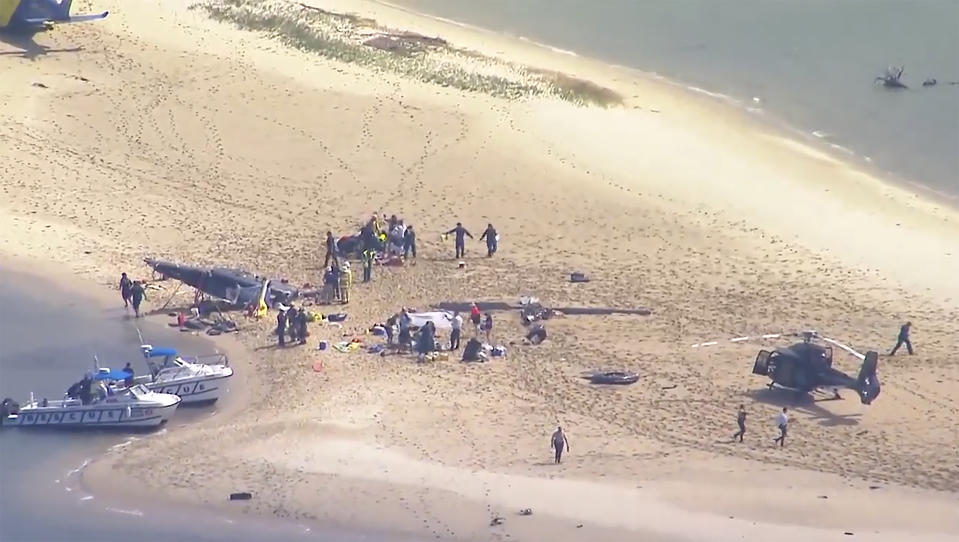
448, 311, 463, 350
773, 407, 788, 447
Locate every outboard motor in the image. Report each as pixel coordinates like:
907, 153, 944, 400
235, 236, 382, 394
856, 351, 881, 405
0, 398, 21, 426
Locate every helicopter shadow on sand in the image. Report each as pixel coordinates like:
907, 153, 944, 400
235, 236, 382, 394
0, 30, 83, 60
745, 387, 863, 428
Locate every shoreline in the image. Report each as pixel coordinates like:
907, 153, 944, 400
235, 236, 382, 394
3, 0, 959, 540
373, 0, 959, 210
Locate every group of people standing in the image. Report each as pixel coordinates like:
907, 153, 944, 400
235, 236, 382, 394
446, 303, 494, 350
276, 305, 309, 347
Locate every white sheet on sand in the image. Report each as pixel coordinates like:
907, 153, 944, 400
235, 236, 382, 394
408, 311, 454, 331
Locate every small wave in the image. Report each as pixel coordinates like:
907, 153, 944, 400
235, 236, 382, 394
685, 85, 742, 106
105, 507, 144, 517
109, 438, 135, 451
812, 130, 830, 139
746, 107, 763, 114
79, 495, 94, 502
518, 35, 578, 56
829, 143, 856, 155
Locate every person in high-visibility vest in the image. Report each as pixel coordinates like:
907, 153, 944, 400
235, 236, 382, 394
339, 262, 353, 304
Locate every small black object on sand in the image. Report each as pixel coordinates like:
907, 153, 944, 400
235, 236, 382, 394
229, 492, 252, 501
519, 508, 533, 516
490, 516, 504, 526
570, 272, 590, 283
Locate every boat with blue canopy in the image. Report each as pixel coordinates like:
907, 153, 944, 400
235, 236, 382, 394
104, 344, 235, 405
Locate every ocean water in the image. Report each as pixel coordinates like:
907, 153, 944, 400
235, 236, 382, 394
0, 270, 389, 542
389, 0, 959, 199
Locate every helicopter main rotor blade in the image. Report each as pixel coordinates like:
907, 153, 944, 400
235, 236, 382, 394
821, 337, 866, 361
691, 333, 782, 348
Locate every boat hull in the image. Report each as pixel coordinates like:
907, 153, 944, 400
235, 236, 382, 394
142, 370, 233, 405
4, 400, 179, 429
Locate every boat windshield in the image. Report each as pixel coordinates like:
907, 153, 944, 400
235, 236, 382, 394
160, 356, 187, 369
128, 384, 150, 397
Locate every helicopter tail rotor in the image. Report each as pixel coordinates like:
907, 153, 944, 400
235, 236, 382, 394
854, 351, 881, 405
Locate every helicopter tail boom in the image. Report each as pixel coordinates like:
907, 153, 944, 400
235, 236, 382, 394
854, 351, 880, 405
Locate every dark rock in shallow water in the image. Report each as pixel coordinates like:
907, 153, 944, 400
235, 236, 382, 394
229, 492, 252, 501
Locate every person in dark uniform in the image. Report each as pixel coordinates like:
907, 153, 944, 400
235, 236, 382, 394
119, 272, 132, 308
445, 222, 473, 259
551, 426, 570, 464
403, 225, 417, 261
276, 309, 288, 347
130, 281, 146, 318
732, 405, 747, 442
122, 362, 135, 387
324, 231, 338, 268
362, 249, 374, 283
889, 321, 913, 355
296, 308, 309, 345
479, 223, 497, 257
287, 306, 298, 343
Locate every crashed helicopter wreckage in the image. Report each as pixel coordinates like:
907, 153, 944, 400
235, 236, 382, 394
144, 258, 298, 310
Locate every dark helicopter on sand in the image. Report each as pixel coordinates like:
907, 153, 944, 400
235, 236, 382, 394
693, 330, 880, 404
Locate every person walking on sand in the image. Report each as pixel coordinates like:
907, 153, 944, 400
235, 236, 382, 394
773, 407, 788, 447
448, 311, 463, 350
551, 426, 570, 464
732, 405, 747, 442
479, 223, 498, 257
323, 231, 338, 268
276, 308, 288, 348
130, 281, 146, 318
119, 272, 132, 308
445, 222, 473, 259
889, 321, 913, 356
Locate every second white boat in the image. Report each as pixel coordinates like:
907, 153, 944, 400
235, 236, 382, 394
121, 345, 234, 405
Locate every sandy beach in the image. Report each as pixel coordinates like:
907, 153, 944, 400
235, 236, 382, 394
3, 0, 959, 540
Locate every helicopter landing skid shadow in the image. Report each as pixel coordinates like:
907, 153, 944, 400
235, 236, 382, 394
745, 387, 863, 427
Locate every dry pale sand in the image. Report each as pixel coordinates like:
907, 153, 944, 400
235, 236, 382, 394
3, 0, 959, 540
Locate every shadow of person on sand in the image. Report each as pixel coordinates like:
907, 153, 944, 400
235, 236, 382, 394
0, 30, 83, 60
745, 388, 862, 427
